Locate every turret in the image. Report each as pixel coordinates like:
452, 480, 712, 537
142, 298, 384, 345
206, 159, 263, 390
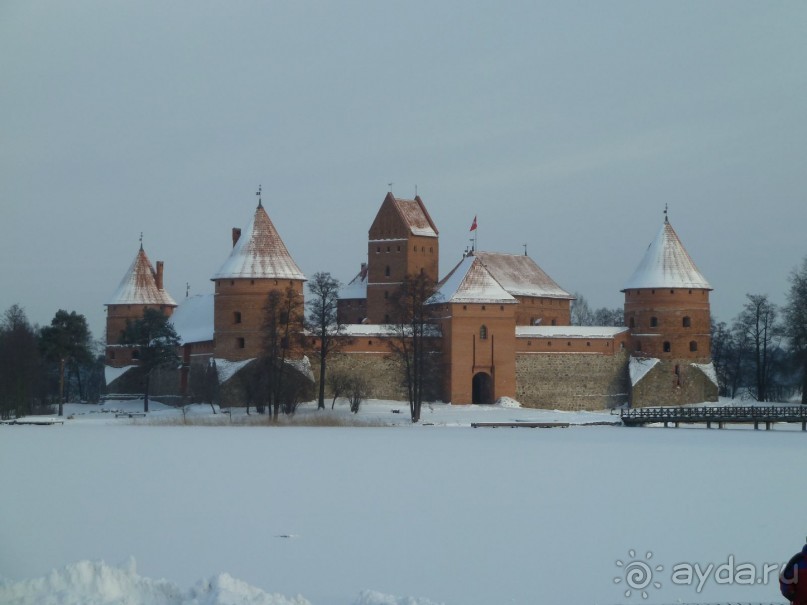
622, 215, 712, 361
105, 244, 177, 367
211, 195, 306, 360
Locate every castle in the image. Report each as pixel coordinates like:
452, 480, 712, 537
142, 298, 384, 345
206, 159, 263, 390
104, 191, 718, 409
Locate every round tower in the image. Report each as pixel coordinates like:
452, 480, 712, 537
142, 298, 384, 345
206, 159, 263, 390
622, 215, 712, 361
211, 195, 306, 361
105, 244, 177, 367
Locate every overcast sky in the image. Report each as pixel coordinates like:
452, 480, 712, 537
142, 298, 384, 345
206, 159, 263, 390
2, 1, 805, 340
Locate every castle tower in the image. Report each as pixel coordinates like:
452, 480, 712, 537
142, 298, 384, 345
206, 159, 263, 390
366, 192, 439, 323
211, 197, 306, 361
430, 254, 517, 404
622, 214, 717, 405
105, 244, 177, 367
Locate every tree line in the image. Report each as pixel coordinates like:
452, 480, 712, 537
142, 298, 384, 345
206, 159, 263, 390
712, 257, 807, 402
0, 306, 101, 419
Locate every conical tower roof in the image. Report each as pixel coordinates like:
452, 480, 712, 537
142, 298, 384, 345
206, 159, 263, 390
622, 220, 711, 291
107, 247, 177, 306
212, 203, 306, 281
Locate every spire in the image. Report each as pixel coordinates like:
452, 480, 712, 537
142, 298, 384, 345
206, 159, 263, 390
622, 219, 711, 291
107, 246, 177, 306
212, 203, 306, 281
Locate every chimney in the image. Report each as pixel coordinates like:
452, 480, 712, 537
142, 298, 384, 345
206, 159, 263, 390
232, 228, 241, 248
156, 261, 164, 290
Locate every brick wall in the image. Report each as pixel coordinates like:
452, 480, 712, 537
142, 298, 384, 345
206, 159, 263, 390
515, 351, 630, 410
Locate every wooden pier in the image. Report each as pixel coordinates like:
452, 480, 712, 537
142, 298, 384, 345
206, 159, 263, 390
618, 406, 807, 430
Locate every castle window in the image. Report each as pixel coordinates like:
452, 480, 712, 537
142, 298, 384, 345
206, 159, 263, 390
499, 305, 504, 311
234, 311, 242, 324
109, 351, 116, 360
690, 340, 698, 352
463, 305, 467, 310
683, 316, 691, 328
481, 305, 486, 311
385, 265, 391, 277
567, 341, 571, 346
421, 246, 425, 252
527, 341, 532, 346
675, 364, 681, 386
548, 341, 552, 346
430, 247, 433, 253
274, 280, 278, 285
251, 280, 255, 285
368, 340, 373, 345
397, 245, 401, 252
651, 289, 656, 295
236, 337, 245, 349
230, 280, 234, 286
629, 317, 636, 328
387, 246, 390, 252
132, 350, 140, 360
384, 314, 390, 323
551, 319, 557, 326
663, 341, 671, 353
689, 289, 693, 294
480, 325, 488, 340
413, 245, 417, 252
587, 342, 591, 347
650, 316, 658, 327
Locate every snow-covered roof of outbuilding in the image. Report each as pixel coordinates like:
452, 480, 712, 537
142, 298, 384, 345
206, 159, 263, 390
473, 252, 574, 299
170, 293, 214, 345
430, 255, 516, 305
106, 247, 177, 307
212, 203, 306, 281
622, 220, 711, 291
516, 326, 629, 339
339, 264, 368, 300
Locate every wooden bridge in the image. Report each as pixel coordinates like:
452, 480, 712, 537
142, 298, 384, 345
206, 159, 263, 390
618, 405, 807, 430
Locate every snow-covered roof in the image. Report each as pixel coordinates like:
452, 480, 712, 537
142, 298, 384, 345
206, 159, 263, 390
107, 248, 177, 307
339, 265, 368, 300
340, 324, 441, 337
622, 220, 711, 291
394, 196, 438, 238
629, 357, 660, 386
212, 204, 306, 281
516, 326, 629, 339
430, 255, 517, 305
473, 252, 574, 299
169, 294, 214, 345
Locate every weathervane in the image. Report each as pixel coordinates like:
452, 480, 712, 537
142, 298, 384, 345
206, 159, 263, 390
388, 182, 394, 193
523, 243, 528, 256
664, 203, 669, 223
139, 232, 143, 250
256, 184, 262, 208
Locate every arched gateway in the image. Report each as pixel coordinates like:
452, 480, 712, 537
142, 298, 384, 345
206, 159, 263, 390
472, 372, 493, 404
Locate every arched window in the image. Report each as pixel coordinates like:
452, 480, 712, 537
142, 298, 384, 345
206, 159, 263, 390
663, 341, 671, 353
480, 325, 488, 340
690, 340, 698, 352
683, 316, 691, 328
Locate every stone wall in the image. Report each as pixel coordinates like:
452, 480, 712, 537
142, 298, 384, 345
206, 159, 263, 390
515, 351, 630, 410
631, 359, 718, 407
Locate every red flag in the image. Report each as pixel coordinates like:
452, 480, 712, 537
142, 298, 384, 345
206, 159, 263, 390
469, 215, 477, 231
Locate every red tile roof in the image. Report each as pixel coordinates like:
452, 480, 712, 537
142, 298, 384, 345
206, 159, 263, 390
107, 247, 177, 307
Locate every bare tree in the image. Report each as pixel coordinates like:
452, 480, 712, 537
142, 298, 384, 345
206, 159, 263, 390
347, 372, 369, 413
389, 273, 439, 423
306, 272, 343, 410
784, 257, 807, 404
261, 286, 304, 421
326, 368, 351, 409
734, 294, 782, 401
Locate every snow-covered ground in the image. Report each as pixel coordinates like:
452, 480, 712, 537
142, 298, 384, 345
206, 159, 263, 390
0, 399, 800, 604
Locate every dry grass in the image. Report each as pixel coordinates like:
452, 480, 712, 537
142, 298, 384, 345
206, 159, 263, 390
141, 411, 388, 428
